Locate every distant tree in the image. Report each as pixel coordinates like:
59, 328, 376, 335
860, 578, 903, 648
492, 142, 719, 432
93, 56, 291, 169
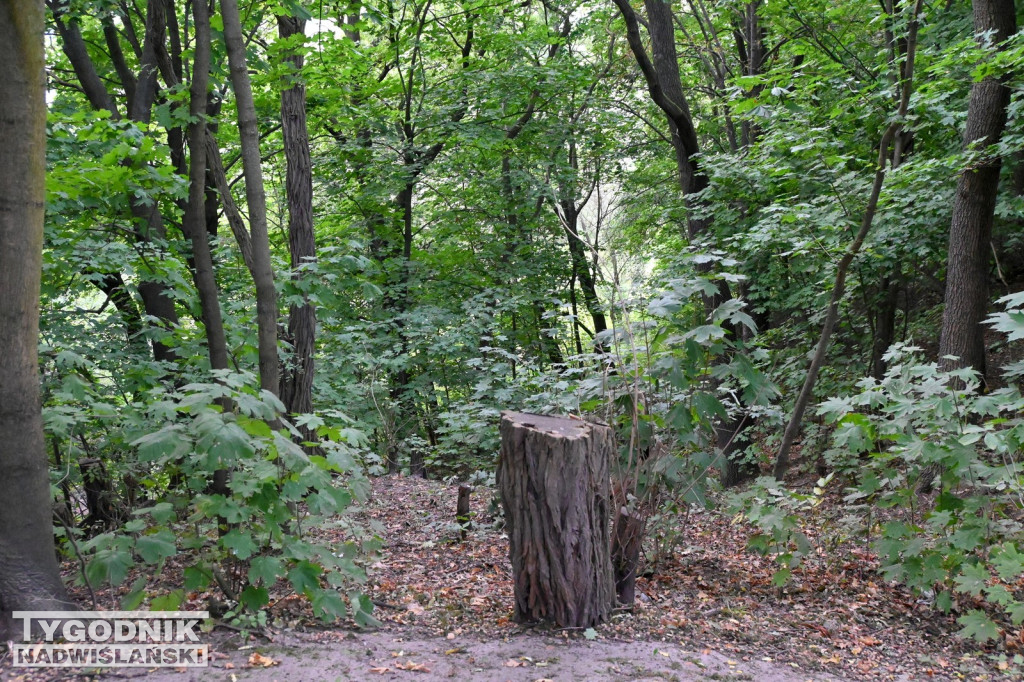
0, 0, 74, 634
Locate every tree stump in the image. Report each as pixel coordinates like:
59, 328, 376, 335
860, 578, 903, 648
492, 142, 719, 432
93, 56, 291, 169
497, 411, 615, 628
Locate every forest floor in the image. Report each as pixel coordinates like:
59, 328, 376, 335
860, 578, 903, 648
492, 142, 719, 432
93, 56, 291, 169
4, 473, 1022, 681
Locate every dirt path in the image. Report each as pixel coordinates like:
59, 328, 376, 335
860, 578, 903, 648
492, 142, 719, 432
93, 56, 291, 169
120, 625, 854, 682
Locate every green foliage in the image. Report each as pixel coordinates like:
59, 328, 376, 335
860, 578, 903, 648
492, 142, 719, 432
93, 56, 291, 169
820, 337, 1024, 642
54, 370, 377, 625
729, 475, 830, 587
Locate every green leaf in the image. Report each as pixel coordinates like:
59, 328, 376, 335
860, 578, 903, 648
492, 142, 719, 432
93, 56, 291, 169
288, 561, 322, 596
957, 610, 1000, 643
221, 529, 259, 560
312, 589, 347, 622
954, 563, 990, 597
87, 547, 133, 587
350, 593, 379, 628
184, 566, 211, 591
240, 586, 270, 611
121, 576, 147, 610
583, 627, 598, 640
249, 556, 284, 586
991, 543, 1024, 582
135, 529, 177, 564
771, 568, 792, 587
151, 590, 185, 611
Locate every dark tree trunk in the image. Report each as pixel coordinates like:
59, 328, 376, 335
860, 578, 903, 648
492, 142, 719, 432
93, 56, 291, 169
560, 192, 607, 342
718, 415, 757, 487
871, 277, 900, 380
497, 412, 615, 628
87, 270, 146, 351
79, 458, 125, 530
277, 14, 318, 425
938, 0, 1016, 386
184, 0, 228, 379
613, 0, 753, 486
456, 485, 472, 541
610, 505, 644, 605
186, 0, 231, 500
0, 0, 74, 635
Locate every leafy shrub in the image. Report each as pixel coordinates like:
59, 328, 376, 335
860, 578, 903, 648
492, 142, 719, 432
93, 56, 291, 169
820, 333, 1024, 641
68, 371, 378, 626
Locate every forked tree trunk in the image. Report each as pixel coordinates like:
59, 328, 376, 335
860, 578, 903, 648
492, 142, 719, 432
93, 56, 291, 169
497, 412, 615, 628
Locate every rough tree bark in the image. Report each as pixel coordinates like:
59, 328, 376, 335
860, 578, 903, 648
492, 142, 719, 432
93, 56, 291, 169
0, 0, 74, 635
497, 412, 615, 628
277, 14, 317, 424
938, 0, 1017, 386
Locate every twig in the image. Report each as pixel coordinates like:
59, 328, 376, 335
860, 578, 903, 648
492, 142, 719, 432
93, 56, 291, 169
56, 515, 97, 610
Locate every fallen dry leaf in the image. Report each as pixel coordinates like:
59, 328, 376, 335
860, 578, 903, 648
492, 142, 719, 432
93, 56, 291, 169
504, 659, 526, 667
247, 652, 278, 668
369, 666, 390, 674
394, 660, 431, 672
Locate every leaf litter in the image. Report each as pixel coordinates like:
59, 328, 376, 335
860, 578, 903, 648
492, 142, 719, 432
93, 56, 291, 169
6, 475, 1021, 681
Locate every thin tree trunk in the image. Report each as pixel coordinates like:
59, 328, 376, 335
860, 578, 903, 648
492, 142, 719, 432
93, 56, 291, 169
277, 14, 317, 424
773, 0, 924, 480
871, 277, 900, 380
184, 0, 228, 378
0, 0, 74, 634
221, 0, 279, 396
185, 0, 230, 517
938, 0, 1017, 386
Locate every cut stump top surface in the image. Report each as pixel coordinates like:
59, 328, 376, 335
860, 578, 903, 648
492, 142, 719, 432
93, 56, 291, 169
500, 411, 605, 439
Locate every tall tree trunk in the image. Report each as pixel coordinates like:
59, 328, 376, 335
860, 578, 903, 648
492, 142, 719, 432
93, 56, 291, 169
613, 0, 752, 486
0, 0, 74, 634
185, 0, 228, 375
221, 0, 279, 396
938, 0, 1017, 386
277, 14, 317, 423
184, 0, 230, 498
871, 277, 900, 380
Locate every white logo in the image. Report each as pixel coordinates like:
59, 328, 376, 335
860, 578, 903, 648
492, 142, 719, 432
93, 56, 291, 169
11, 611, 209, 667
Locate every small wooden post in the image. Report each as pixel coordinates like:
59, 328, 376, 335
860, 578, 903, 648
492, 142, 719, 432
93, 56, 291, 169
456, 485, 472, 541
497, 411, 615, 628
